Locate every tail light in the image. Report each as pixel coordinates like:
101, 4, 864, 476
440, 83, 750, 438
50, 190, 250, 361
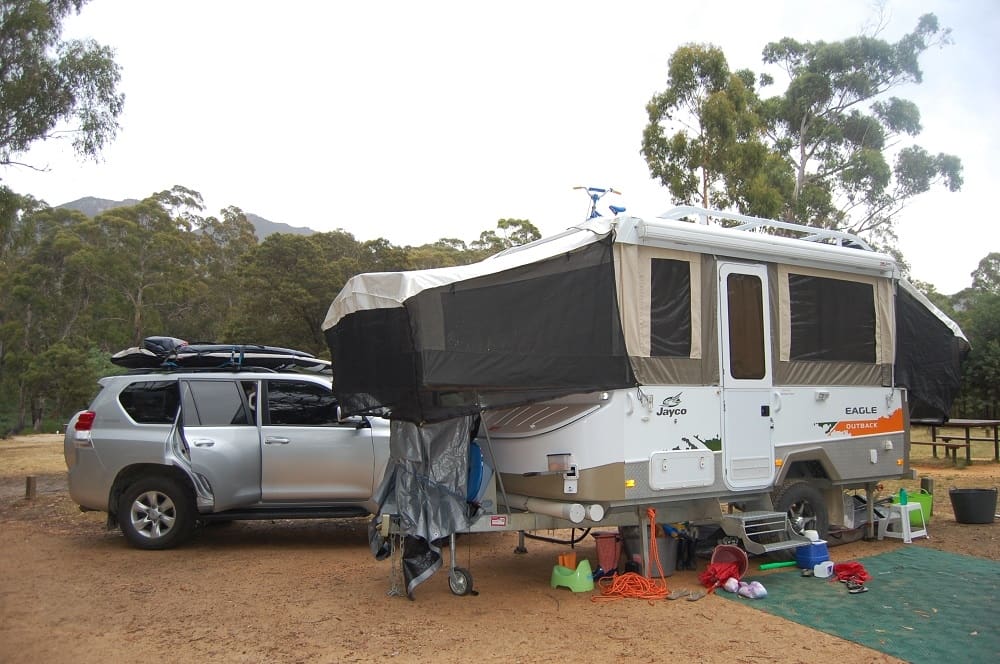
74, 411, 96, 446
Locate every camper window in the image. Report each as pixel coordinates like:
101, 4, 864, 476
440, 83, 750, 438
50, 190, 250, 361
650, 258, 692, 357
726, 273, 766, 379
788, 275, 876, 362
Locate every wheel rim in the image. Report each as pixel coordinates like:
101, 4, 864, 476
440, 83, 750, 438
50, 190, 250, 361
129, 490, 177, 539
449, 569, 471, 595
787, 499, 817, 535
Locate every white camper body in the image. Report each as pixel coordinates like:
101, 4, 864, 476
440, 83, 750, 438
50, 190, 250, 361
325, 206, 966, 592
465, 209, 909, 550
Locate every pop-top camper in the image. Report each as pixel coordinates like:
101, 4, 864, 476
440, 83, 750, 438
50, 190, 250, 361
322, 206, 967, 596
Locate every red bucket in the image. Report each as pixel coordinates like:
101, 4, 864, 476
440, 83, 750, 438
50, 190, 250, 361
592, 532, 622, 572
710, 544, 748, 578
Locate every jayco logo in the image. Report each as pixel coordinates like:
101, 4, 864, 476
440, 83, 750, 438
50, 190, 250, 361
657, 393, 687, 417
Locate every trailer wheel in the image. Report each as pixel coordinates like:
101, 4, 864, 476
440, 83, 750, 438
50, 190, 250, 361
767, 480, 829, 560
773, 480, 829, 538
448, 567, 474, 596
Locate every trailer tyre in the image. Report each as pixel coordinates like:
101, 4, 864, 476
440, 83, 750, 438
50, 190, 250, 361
448, 567, 474, 596
768, 480, 829, 561
773, 480, 829, 539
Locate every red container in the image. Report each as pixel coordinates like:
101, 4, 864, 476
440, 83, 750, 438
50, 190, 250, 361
592, 532, 622, 572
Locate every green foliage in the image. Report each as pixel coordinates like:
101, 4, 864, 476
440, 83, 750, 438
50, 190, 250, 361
642, 44, 791, 215
926, 253, 1000, 418
644, 13, 962, 251
406, 239, 474, 270
470, 218, 540, 257
970, 253, 1000, 296
0, 180, 547, 426
0, 0, 124, 165
759, 13, 962, 238
951, 288, 1000, 419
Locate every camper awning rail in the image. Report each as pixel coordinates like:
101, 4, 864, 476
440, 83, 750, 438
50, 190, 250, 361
660, 206, 874, 249
633, 207, 898, 279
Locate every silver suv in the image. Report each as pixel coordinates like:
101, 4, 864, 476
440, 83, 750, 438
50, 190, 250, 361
64, 368, 390, 549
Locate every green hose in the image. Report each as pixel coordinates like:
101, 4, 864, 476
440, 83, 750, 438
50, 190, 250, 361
758, 560, 798, 570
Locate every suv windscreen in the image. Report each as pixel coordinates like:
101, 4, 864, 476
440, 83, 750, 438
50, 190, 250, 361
119, 381, 181, 424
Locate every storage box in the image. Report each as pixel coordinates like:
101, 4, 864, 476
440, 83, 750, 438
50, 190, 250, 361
620, 526, 678, 577
795, 540, 829, 569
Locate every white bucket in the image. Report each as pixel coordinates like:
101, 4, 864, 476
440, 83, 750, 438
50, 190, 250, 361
813, 560, 834, 578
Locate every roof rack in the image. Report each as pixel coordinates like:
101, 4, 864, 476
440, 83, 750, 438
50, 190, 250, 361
125, 365, 288, 375
658, 206, 874, 251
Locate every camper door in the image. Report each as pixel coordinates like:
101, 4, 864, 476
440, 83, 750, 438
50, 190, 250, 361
719, 263, 775, 490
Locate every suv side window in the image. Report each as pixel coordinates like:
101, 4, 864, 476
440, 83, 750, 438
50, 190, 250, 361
119, 381, 181, 424
265, 380, 339, 426
182, 381, 254, 426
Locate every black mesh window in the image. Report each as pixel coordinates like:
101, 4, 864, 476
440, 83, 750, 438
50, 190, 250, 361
727, 273, 766, 379
266, 380, 339, 426
119, 381, 180, 424
650, 258, 692, 357
789, 275, 876, 362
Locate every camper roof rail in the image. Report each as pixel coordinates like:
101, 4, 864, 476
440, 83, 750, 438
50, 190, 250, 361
659, 206, 874, 251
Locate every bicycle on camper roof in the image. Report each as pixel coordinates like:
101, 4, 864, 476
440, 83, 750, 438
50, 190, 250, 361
573, 186, 626, 219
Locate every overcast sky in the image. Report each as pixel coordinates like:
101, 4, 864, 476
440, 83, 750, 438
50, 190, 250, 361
4, 0, 998, 294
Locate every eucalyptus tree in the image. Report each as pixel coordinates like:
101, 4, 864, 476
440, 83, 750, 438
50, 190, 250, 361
950, 255, 1000, 418
759, 13, 962, 242
227, 231, 368, 355
970, 252, 1000, 296
643, 13, 962, 252
189, 205, 258, 340
0, 0, 124, 166
470, 218, 540, 257
407, 238, 474, 270
0, 203, 94, 430
642, 44, 792, 217
74, 195, 202, 347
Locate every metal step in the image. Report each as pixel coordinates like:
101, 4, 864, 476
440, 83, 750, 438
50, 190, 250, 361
720, 510, 813, 556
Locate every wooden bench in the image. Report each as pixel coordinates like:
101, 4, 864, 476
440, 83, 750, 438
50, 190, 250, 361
910, 438, 970, 464
911, 418, 1000, 464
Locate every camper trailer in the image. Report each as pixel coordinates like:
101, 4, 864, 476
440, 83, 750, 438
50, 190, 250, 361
323, 206, 966, 595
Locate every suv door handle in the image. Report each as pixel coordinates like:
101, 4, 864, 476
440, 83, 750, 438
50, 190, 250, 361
265, 437, 290, 445
192, 439, 215, 448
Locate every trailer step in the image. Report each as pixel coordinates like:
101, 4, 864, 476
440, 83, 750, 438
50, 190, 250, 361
720, 511, 813, 556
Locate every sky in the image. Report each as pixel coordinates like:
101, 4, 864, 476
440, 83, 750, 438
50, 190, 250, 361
4, 0, 999, 294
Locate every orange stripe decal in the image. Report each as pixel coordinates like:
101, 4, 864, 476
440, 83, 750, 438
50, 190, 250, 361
830, 408, 904, 436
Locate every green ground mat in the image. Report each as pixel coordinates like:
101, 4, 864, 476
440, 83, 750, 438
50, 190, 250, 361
720, 547, 999, 663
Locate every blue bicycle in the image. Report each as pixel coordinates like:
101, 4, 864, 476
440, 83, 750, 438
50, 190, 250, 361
573, 186, 626, 219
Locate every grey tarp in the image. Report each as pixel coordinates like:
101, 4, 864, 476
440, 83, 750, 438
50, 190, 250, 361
370, 417, 475, 598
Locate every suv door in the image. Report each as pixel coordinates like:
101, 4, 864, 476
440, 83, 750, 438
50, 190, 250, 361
180, 379, 262, 511
260, 378, 375, 501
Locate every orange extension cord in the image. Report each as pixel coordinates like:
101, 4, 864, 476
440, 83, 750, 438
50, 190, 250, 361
591, 507, 670, 602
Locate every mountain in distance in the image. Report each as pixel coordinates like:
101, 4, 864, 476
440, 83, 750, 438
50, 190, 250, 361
57, 197, 316, 241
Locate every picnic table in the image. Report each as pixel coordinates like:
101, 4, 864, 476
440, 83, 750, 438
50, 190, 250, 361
910, 418, 1000, 464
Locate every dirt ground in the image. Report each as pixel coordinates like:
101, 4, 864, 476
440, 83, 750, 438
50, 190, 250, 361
1, 433, 997, 664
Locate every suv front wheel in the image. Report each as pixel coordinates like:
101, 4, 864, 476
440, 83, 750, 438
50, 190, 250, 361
118, 476, 196, 550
